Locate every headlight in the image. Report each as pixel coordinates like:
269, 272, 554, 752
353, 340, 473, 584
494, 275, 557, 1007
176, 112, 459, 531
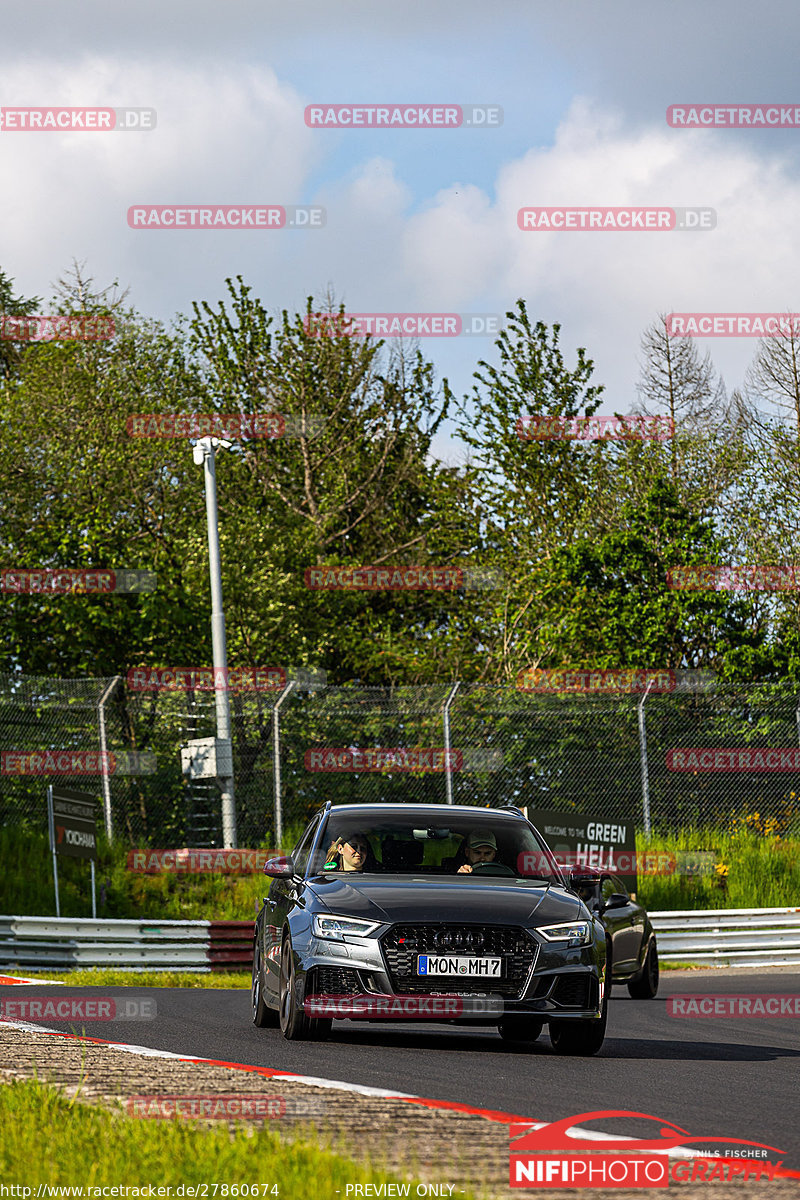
537, 920, 592, 947
313, 914, 381, 940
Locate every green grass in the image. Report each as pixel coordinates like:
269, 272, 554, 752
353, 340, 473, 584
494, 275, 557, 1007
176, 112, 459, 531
635, 826, 800, 911
6, 970, 252, 988
0, 1077, 423, 1191
0, 826, 305, 921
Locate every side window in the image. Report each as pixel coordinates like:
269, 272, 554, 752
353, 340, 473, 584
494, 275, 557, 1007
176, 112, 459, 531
291, 817, 320, 876
601, 875, 627, 901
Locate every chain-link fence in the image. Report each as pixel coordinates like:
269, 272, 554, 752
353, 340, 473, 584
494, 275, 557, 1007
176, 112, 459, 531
2, 673, 800, 846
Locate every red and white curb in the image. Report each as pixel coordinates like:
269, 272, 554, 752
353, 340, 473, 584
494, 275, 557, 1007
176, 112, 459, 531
0, 974, 65, 986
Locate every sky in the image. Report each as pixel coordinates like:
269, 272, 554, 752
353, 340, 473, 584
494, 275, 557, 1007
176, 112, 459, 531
3, 0, 800, 463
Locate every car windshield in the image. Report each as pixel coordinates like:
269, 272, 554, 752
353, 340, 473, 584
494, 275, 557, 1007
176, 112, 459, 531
309, 813, 564, 884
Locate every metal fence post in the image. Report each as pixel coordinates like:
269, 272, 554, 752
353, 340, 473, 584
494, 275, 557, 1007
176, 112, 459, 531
637, 679, 654, 835
273, 680, 297, 847
442, 682, 460, 805
97, 675, 122, 842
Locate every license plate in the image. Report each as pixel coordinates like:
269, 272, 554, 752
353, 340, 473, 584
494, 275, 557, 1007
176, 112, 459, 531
417, 955, 503, 977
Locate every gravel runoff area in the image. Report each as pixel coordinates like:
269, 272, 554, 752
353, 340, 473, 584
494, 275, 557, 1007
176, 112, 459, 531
0, 1025, 798, 1200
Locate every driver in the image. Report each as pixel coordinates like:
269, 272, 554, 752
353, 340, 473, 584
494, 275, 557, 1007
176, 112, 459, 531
456, 830, 498, 874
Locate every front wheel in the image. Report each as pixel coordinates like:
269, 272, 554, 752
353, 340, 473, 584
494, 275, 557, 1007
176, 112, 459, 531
627, 940, 659, 999
279, 937, 331, 1040
549, 979, 608, 1057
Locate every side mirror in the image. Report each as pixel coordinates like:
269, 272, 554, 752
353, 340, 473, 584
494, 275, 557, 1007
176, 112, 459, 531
263, 855, 295, 879
603, 892, 630, 910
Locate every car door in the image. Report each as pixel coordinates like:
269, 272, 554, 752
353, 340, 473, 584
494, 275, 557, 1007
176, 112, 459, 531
262, 816, 320, 1003
601, 874, 645, 976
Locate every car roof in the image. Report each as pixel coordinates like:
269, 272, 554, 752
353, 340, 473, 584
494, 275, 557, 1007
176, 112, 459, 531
322, 803, 526, 821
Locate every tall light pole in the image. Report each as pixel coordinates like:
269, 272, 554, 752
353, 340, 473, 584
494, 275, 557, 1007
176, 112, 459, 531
193, 436, 237, 848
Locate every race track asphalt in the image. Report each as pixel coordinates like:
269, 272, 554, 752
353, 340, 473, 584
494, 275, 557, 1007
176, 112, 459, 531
3, 968, 799, 1168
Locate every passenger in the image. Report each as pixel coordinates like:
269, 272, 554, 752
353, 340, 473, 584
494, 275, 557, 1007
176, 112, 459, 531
323, 832, 377, 872
456, 830, 498, 874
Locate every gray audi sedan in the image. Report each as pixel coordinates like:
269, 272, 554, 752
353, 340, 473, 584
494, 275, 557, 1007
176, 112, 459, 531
252, 801, 609, 1054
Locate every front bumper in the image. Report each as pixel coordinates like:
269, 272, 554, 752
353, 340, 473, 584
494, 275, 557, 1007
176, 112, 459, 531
300, 920, 604, 1022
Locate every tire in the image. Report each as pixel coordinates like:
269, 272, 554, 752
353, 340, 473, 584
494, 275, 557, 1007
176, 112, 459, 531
497, 1016, 544, 1044
279, 936, 332, 1041
252, 939, 279, 1028
627, 940, 659, 1000
549, 973, 609, 1057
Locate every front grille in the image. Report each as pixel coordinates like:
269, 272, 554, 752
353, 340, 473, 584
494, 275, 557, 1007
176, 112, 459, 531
307, 966, 363, 996
381, 924, 537, 998
551, 974, 596, 1009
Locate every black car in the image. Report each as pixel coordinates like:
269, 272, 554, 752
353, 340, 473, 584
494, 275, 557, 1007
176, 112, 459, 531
252, 802, 611, 1055
571, 868, 659, 999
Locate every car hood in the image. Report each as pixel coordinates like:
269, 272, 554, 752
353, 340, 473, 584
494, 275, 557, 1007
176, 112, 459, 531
306, 876, 583, 926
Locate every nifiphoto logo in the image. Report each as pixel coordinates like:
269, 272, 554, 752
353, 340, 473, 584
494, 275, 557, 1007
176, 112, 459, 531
518, 207, 716, 231
0, 107, 156, 131
516, 414, 674, 441
127, 206, 325, 229
304, 104, 502, 128
509, 1108, 786, 1188
0, 315, 115, 341
304, 313, 503, 338
668, 313, 800, 337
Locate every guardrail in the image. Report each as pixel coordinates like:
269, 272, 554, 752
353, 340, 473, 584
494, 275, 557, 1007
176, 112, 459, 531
0, 917, 253, 972
1, 909, 799, 973
649, 908, 800, 968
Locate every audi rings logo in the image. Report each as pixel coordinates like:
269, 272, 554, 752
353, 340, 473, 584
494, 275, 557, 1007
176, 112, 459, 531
433, 929, 484, 953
